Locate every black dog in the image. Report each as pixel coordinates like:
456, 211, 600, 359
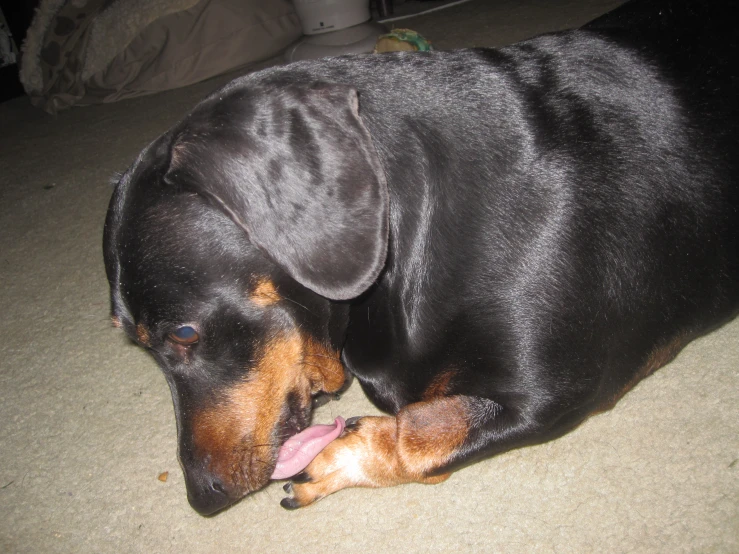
104, 0, 738, 515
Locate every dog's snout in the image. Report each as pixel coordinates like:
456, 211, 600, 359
185, 471, 232, 516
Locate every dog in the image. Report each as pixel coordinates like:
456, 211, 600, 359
104, 0, 738, 515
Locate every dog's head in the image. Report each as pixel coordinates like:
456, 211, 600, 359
103, 81, 388, 514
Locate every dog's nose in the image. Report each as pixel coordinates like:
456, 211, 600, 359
185, 474, 232, 516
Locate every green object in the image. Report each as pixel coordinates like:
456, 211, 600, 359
374, 29, 433, 53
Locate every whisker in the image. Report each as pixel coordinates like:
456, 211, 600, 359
303, 361, 332, 371
281, 295, 316, 316
250, 442, 279, 449
109, 171, 123, 187
304, 352, 340, 360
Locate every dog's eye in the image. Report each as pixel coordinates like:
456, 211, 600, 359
169, 326, 199, 345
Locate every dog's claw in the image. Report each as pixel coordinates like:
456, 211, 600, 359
311, 393, 331, 408
345, 416, 361, 428
312, 390, 346, 408
291, 471, 312, 484
282, 482, 293, 493
280, 497, 302, 510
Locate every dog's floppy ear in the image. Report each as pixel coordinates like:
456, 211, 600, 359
165, 82, 389, 300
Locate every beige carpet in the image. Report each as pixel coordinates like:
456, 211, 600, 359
1, 1, 737, 552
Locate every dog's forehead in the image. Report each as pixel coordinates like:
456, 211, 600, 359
110, 190, 269, 322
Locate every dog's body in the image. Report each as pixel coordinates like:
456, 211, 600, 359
104, 0, 738, 515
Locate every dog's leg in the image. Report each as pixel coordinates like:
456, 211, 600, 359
281, 394, 526, 508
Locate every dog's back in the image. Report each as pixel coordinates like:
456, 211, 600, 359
210, 0, 739, 412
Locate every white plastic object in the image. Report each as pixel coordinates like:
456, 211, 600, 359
292, 0, 371, 35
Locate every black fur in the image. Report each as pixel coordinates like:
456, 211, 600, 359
104, 0, 738, 515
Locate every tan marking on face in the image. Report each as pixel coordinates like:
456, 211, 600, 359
303, 337, 346, 395
136, 323, 151, 347
422, 369, 456, 400
191, 333, 306, 492
249, 278, 280, 307
189, 332, 346, 496
111, 316, 122, 328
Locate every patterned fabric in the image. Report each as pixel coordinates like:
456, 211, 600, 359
29, 0, 109, 113
21, 0, 300, 114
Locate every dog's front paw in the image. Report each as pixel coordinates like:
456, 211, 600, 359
280, 416, 396, 509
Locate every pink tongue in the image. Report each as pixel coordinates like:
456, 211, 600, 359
271, 417, 345, 480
